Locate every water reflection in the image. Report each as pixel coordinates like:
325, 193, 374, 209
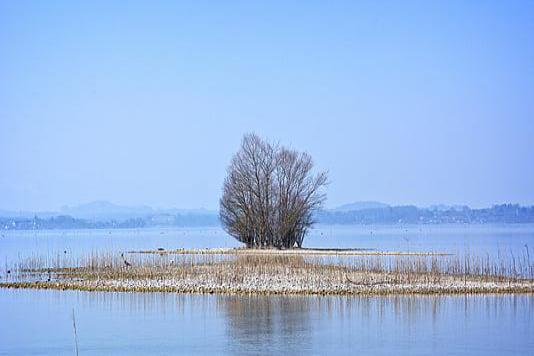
1, 290, 533, 355
223, 296, 313, 354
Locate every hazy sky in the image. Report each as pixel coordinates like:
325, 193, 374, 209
1, 1, 533, 211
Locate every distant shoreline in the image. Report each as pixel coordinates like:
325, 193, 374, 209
3, 221, 534, 234
2, 203, 534, 230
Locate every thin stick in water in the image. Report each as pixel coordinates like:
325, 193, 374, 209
72, 309, 79, 356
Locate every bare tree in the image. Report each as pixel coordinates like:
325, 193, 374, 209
220, 134, 327, 248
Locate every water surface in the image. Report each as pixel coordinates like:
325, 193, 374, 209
0, 289, 532, 355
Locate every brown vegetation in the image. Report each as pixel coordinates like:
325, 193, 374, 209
2, 251, 533, 295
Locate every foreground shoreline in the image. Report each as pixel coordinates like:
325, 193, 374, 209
1, 279, 534, 296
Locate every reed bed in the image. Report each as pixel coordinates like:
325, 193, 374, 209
2, 250, 533, 295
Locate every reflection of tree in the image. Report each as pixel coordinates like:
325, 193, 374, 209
221, 295, 312, 354
390, 295, 445, 328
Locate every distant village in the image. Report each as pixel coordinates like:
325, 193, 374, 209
1, 203, 533, 230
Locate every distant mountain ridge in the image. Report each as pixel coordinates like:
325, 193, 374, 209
60, 201, 155, 220
332, 201, 390, 212
427, 204, 469, 212
1, 201, 217, 222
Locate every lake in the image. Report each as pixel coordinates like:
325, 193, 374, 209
1, 224, 534, 354
0, 289, 532, 355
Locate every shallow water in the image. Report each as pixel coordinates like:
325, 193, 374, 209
0, 289, 532, 355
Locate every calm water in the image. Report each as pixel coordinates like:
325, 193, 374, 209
0, 289, 532, 355
1, 225, 534, 354
2, 224, 534, 267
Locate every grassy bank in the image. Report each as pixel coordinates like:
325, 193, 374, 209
1, 250, 533, 295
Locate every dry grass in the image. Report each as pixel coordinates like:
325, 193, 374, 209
2, 250, 534, 295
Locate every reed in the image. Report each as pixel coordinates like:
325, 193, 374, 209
2, 249, 533, 296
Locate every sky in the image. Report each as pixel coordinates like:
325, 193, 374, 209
1, 1, 533, 211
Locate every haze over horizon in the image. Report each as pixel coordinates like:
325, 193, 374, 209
0, 199, 530, 215
2, 1, 533, 211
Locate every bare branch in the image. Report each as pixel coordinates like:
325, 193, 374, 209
220, 134, 327, 248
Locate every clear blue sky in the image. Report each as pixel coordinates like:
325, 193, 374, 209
1, 1, 533, 211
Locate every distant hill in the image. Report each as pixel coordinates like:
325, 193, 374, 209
0, 201, 218, 226
60, 201, 218, 221
333, 201, 390, 212
428, 204, 469, 212
0, 200, 220, 230
0, 209, 58, 219
60, 201, 155, 220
